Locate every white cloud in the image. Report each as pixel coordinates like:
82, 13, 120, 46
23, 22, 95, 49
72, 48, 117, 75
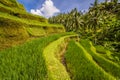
30, 0, 60, 18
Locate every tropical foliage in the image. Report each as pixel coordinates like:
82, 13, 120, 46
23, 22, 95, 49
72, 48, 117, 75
49, 0, 120, 61
0, 0, 120, 79
0, 33, 73, 80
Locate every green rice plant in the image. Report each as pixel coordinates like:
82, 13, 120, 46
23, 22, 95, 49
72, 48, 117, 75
65, 40, 115, 80
0, 0, 19, 8
0, 12, 64, 29
0, 17, 29, 39
95, 45, 114, 60
0, 33, 73, 80
26, 27, 46, 37
95, 45, 107, 54
0, 3, 47, 23
80, 39, 120, 79
43, 35, 76, 80
0, 11, 65, 42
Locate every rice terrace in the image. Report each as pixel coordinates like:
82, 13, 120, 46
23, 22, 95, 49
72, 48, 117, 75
0, 0, 120, 80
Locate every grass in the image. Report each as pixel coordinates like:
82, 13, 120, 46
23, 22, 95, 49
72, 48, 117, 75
0, 33, 75, 80
43, 35, 76, 80
0, 16, 65, 41
0, 3, 47, 23
0, 12, 65, 40
95, 45, 107, 54
95, 45, 114, 60
0, 12, 64, 28
0, 0, 19, 8
0, 0, 65, 50
80, 39, 120, 79
65, 40, 115, 80
0, 16, 29, 38
0, 15, 29, 50
26, 27, 46, 37
0, 0, 65, 40
0, 10, 65, 49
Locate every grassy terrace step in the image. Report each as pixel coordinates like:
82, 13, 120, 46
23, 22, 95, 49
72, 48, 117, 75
0, 0, 65, 38
0, 12, 64, 29
0, 12, 46, 25
0, 3, 47, 23
0, 12, 64, 34
0, 0, 21, 8
0, 33, 74, 80
0, 12, 65, 38
43, 35, 78, 80
80, 39, 120, 79
95, 45, 114, 61
65, 41, 115, 80
0, 0, 65, 50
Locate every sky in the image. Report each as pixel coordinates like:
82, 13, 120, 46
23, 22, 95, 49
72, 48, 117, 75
18, 0, 105, 18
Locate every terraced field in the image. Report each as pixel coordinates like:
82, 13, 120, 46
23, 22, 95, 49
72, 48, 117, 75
0, 0, 65, 50
64, 40, 120, 80
0, 32, 120, 80
80, 40, 120, 79
0, 0, 120, 80
0, 33, 77, 80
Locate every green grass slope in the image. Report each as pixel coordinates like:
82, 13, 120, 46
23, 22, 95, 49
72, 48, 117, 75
65, 40, 115, 80
80, 39, 120, 79
95, 45, 114, 60
43, 35, 77, 80
0, 0, 20, 8
0, 3, 47, 23
0, 0, 65, 50
0, 33, 74, 80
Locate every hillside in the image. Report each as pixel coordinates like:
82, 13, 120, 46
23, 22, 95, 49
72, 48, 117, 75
0, 33, 120, 80
49, 0, 120, 65
0, 0, 65, 50
0, 0, 120, 80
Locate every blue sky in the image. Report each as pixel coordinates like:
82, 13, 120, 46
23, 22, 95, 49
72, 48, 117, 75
18, 0, 104, 17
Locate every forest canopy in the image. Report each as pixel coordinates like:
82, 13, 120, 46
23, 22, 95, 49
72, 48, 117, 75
49, 0, 120, 61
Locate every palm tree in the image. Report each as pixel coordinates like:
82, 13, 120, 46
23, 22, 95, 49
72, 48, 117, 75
114, 0, 118, 5
94, 0, 98, 6
105, 0, 108, 3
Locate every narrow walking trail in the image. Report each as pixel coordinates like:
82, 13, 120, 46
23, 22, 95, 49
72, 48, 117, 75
43, 35, 77, 80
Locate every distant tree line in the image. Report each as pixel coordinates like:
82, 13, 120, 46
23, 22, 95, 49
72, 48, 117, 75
49, 0, 120, 55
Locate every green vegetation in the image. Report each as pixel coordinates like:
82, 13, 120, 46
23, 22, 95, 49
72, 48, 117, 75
0, 0, 120, 79
0, 0, 19, 8
0, 33, 74, 80
95, 45, 114, 60
80, 39, 120, 79
0, 0, 65, 50
65, 40, 115, 80
0, 3, 47, 23
43, 35, 75, 80
0, 12, 64, 29
49, 0, 120, 62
